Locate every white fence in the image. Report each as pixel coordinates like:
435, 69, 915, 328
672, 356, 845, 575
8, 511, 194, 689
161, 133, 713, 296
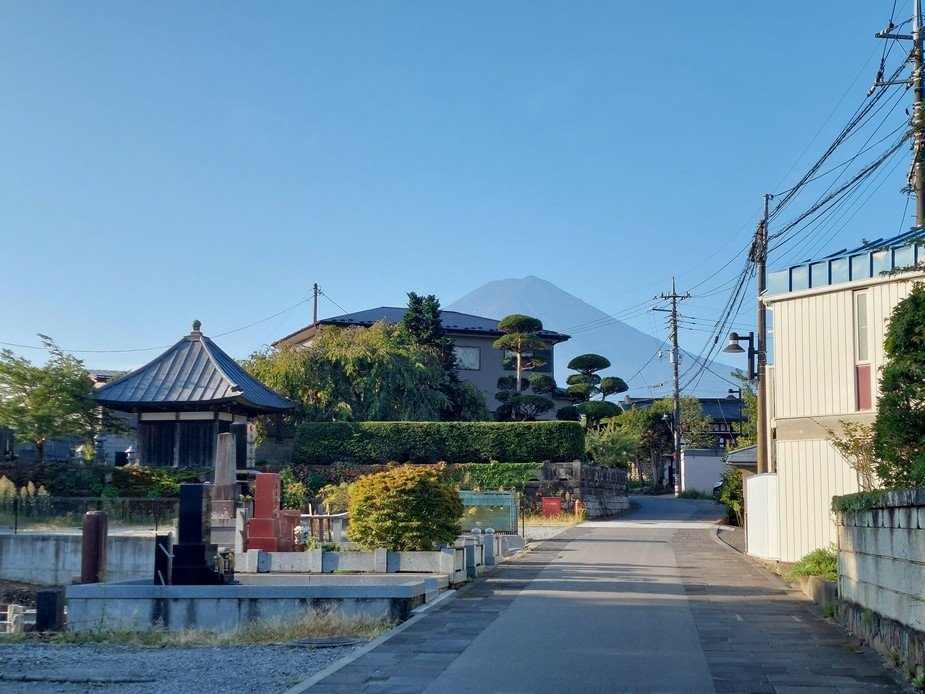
745, 473, 780, 561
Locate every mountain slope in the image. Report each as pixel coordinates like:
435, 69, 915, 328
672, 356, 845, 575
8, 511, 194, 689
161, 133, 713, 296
447, 276, 733, 399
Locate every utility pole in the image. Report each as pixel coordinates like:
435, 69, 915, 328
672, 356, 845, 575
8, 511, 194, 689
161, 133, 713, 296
914, 0, 925, 227
656, 278, 690, 494
751, 196, 770, 475
875, 0, 925, 226
312, 283, 320, 326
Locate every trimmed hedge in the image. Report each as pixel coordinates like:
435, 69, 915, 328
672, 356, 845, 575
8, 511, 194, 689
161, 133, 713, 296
291, 421, 584, 465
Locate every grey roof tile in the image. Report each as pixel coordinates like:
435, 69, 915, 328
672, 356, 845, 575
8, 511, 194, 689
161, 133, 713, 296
93, 322, 293, 413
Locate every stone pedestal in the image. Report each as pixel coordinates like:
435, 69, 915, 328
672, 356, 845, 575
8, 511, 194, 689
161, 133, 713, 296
172, 484, 225, 585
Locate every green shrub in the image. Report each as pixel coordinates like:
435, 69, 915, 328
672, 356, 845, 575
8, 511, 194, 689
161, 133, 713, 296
347, 465, 463, 551
716, 466, 743, 525
788, 547, 837, 582
291, 421, 584, 465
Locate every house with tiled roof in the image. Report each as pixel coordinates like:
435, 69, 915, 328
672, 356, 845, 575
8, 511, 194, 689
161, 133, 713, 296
274, 307, 571, 414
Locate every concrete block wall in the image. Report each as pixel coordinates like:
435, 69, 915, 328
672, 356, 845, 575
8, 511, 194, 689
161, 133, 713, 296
0, 534, 155, 585
836, 488, 925, 673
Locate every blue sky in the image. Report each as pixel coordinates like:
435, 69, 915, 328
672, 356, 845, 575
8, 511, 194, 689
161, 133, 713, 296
0, 1, 913, 372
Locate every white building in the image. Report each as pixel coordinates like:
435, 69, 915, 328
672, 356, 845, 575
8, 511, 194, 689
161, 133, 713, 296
748, 230, 924, 563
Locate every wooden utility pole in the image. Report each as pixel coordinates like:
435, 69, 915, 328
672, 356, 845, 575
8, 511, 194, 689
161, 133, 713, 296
752, 196, 770, 475
656, 278, 690, 494
312, 283, 320, 326
875, 0, 925, 226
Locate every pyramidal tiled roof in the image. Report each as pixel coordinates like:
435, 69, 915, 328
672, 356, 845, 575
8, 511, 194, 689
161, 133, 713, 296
93, 321, 293, 413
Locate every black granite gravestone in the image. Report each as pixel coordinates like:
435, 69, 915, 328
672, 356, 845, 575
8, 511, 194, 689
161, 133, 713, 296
169, 483, 228, 585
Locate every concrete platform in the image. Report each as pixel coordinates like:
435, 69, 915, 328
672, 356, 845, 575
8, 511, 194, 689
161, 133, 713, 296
65, 579, 426, 632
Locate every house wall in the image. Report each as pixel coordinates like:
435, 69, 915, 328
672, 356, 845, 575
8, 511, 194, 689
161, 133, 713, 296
765, 270, 924, 563
679, 448, 725, 494
451, 334, 508, 410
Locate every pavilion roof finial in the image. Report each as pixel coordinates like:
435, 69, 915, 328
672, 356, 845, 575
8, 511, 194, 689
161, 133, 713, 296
192, 319, 202, 334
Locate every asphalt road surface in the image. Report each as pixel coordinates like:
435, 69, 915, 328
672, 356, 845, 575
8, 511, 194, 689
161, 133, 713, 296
300, 496, 903, 693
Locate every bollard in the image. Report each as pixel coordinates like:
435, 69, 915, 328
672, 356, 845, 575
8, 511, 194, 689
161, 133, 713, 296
80, 511, 108, 584
484, 527, 496, 566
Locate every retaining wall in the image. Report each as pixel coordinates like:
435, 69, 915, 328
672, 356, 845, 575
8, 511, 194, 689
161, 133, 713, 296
65, 580, 425, 632
0, 534, 154, 585
836, 488, 925, 676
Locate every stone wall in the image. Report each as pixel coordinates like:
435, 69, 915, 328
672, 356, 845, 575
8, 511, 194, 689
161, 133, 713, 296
524, 461, 629, 518
836, 488, 925, 677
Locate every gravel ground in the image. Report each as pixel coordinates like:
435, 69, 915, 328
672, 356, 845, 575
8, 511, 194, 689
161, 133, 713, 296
717, 525, 746, 553
522, 524, 572, 543
0, 641, 363, 693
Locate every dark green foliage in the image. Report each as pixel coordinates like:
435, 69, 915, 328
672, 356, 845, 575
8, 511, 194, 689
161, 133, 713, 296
567, 354, 611, 373
566, 383, 595, 401
716, 466, 743, 525
576, 400, 621, 427
493, 314, 548, 405
496, 314, 544, 333
500, 394, 554, 421
291, 421, 585, 464
402, 293, 489, 422
528, 374, 556, 394
873, 282, 925, 487
556, 405, 580, 421
497, 375, 528, 392
0, 337, 125, 459
564, 352, 626, 405
787, 547, 837, 582
347, 465, 463, 551
599, 376, 629, 398
447, 462, 541, 491
0, 461, 210, 498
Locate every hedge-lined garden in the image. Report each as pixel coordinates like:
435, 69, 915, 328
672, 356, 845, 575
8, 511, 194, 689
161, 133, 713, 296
290, 421, 584, 465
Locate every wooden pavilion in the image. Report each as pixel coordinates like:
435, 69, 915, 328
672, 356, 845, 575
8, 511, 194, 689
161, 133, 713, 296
93, 320, 293, 467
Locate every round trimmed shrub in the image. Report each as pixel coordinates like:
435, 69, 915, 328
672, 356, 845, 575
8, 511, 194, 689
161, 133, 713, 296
347, 465, 463, 551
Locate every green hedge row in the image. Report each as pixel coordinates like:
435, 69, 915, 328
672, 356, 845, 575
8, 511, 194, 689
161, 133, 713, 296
291, 421, 584, 465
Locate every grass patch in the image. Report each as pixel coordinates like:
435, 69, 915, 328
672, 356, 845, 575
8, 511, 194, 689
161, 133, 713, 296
522, 512, 583, 527
52, 608, 392, 647
677, 489, 713, 500
787, 547, 837, 582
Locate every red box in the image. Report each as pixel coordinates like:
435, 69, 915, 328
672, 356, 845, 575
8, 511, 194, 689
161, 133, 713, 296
541, 497, 562, 517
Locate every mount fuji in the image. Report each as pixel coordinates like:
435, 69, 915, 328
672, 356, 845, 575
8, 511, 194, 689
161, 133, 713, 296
447, 276, 734, 399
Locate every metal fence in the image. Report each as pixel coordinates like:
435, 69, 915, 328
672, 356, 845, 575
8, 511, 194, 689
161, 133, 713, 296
0, 497, 179, 533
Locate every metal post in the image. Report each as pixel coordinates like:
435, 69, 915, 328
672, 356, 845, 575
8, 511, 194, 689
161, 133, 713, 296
914, 0, 925, 226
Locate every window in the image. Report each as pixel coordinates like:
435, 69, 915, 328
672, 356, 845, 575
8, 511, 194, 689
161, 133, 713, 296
854, 291, 872, 410
454, 346, 480, 371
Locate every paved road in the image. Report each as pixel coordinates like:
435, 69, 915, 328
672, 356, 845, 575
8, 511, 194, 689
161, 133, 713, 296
296, 496, 904, 693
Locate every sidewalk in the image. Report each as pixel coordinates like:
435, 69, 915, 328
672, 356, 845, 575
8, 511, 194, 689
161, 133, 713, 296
290, 500, 905, 693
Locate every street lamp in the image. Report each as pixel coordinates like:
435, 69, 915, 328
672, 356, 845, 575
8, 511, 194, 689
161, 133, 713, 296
724, 329, 768, 474
723, 331, 756, 380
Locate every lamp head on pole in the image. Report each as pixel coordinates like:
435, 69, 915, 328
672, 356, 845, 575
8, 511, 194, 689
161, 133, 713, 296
723, 332, 745, 354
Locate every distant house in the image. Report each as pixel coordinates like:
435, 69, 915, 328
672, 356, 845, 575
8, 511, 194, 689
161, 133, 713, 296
749, 229, 925, 563
619, 395, 746, 449
274, 307, 571, 414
